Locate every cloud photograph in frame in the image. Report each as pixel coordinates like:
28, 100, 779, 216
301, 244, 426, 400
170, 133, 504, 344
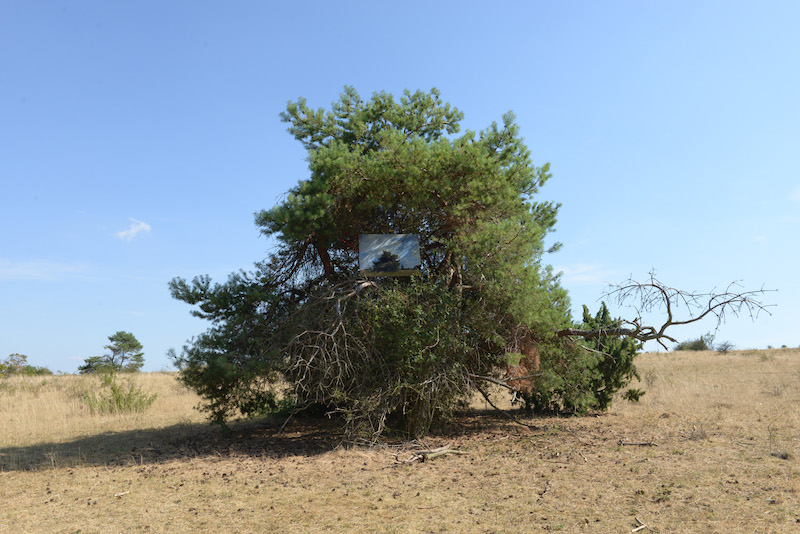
359, 234, 421, 277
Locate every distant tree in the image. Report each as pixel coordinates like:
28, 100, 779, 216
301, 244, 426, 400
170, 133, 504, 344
0, 354, 53, 376
105, 331, 145, 372
78, 356, 114, 374
79, 332, 144, 374
1, 353, 28, 377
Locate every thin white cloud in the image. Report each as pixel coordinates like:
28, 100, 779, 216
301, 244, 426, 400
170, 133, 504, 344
116, 218, 151, 241
0, 259, 93, 281
554, 263, 620, 286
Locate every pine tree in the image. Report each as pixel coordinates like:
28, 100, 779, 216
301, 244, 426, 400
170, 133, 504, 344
170, 87, 576, 437
79, 331, 144, 373
104, 331, 145, 372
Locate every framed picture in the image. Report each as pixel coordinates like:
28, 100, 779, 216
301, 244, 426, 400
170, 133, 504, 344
359, 234, 421, 277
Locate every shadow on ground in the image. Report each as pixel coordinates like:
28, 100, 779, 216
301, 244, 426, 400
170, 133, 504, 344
0, 416, 345, 472
0, 409, 551, 472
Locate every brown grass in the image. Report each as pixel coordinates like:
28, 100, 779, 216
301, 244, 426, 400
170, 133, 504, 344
1, 349, 799, 533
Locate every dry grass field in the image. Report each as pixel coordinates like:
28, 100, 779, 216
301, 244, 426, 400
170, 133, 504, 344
1, 349, 798, 533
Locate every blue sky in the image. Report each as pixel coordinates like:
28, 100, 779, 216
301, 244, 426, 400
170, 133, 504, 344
1, 1, 798, 372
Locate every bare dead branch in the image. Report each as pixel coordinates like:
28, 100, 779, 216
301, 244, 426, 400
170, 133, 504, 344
332, 280, 376, 317
558, 271, 775, 349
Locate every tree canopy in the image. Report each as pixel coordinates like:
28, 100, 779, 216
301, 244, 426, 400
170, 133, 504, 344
169, 87, 770, 439
171, 87, 577, 437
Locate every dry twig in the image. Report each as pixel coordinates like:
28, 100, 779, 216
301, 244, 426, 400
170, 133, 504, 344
619, 440, 659, 447
395, 445, 466, 464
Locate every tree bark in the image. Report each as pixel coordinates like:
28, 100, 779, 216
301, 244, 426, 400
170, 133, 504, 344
314, 240, 335, 280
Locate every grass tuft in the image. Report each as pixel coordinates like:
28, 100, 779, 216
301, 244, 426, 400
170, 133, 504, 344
81, 373, 158, 414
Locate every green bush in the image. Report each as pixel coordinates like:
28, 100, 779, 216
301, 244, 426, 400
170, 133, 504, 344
674, 333, 714, 351
622, 388, 645, 402
82, 372, 157, 414
22, 365, 53, 376
0, 354, 53, 377
526, 303, 643, 414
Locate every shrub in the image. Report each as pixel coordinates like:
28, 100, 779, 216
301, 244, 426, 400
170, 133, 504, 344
715, 341, 735, 354
526, 303, 643, 414
22, 365, 53, 376
81, 372, 157, 414
0, 354, 53, 377
674, 333, 714, 351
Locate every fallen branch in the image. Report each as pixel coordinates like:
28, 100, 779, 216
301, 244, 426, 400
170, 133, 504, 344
396, 445, 466, 464
619, 440, 659, 447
